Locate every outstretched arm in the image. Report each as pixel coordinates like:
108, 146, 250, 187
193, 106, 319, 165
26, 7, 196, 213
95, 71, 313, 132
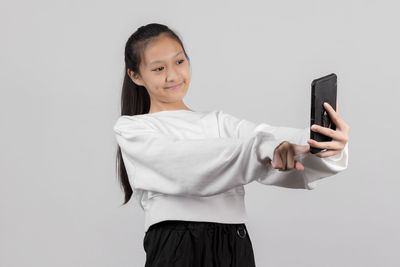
218, 110, 349, 190
114, 115, 283, 197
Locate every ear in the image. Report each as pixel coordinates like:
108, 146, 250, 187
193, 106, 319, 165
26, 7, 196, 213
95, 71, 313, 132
127, 69, 145, 87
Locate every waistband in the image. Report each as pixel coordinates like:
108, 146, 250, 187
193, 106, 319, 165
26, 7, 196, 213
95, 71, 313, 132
147, 219, 246, 232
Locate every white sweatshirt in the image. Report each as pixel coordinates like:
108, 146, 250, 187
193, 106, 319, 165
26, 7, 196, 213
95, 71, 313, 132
113, 109, 349, 232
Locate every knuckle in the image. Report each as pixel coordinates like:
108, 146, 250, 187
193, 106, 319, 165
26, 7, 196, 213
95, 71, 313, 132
341, 133, 349, 142
325, 143, 331, 150
281, 141, 290, 147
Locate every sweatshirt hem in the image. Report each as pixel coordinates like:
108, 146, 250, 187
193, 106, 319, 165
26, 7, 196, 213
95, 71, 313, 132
143, 192, 248, 232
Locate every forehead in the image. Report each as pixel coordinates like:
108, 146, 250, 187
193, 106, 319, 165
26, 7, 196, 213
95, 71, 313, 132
142, 36, 182, 66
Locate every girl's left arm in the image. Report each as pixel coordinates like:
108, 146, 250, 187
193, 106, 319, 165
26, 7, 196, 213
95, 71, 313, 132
221, 101, 350, 190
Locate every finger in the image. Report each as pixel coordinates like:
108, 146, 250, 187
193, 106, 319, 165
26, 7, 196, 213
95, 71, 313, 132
323, 102, 343, 129
286, 148, 295, 169
282, 147, 288, 170
294, 144, 310, 155
275, 145, 289, 170
336, 99, 339, 114
270, 159, 279, 168
315, 149, 342, 158
307, 139, 343, 150
310, 124, 347, 142
295, 160, 304, 171
272, 149, 283, 170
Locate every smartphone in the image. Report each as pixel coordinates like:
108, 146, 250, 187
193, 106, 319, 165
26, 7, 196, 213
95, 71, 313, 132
310, 73, 337, 154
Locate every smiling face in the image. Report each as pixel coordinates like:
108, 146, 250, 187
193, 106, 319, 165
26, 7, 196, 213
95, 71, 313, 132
127, 34, 191, 113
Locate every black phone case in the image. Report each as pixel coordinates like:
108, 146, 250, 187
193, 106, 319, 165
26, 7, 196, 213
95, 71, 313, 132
310, 73, 337, 154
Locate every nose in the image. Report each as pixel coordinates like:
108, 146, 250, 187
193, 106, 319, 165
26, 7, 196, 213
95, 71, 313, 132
166, 64, 180, 82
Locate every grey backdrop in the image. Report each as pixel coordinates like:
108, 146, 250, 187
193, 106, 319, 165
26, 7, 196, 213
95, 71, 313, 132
1, 0, 399, 266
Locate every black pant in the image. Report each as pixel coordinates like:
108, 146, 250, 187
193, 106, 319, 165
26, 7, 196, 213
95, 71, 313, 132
143, 220, 257, 267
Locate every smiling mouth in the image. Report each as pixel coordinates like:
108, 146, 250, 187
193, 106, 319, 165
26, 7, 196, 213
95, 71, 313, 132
165, 82, 183, 90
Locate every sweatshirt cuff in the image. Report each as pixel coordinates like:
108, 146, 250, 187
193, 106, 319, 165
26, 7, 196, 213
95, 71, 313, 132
256, 137, 285, 164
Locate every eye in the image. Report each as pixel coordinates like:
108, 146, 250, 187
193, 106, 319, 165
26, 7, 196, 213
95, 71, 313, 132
153, 67, 164, 72
152, 59, 185, 72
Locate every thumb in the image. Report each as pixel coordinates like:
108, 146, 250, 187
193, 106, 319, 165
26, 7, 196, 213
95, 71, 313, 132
270, 160, 275, 167
293, 144, 310, 155
295, 160, 305, 171
336, 99, 339, 114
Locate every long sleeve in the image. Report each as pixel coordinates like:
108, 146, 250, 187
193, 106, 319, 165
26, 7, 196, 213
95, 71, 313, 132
113, 115, 284, 197
255, 125, 349, 190
219, 112, 349, 190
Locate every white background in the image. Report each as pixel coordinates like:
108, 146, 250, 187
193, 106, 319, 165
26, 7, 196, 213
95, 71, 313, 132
1, 0, 399, 266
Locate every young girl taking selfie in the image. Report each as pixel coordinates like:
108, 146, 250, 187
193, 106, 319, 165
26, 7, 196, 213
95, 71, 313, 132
113, 23, 350, 267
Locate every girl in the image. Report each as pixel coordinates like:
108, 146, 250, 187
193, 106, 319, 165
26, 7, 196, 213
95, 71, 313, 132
113, 23, 350, 267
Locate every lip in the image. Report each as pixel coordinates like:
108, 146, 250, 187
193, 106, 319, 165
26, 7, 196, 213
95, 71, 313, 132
165, 82, 183, 90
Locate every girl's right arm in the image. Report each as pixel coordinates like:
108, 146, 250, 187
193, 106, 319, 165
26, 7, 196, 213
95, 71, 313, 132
218, 111, 349, 190
113, 115, 283, 197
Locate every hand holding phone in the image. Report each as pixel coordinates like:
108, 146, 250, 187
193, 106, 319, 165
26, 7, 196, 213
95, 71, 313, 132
309, 73, 350, 157
310, 73, 337, 154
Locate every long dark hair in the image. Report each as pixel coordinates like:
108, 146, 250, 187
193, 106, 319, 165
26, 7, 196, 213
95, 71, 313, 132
116, 23, 191, 205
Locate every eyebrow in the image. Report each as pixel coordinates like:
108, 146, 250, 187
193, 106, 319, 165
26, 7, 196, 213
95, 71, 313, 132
149, 51, 183, 65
